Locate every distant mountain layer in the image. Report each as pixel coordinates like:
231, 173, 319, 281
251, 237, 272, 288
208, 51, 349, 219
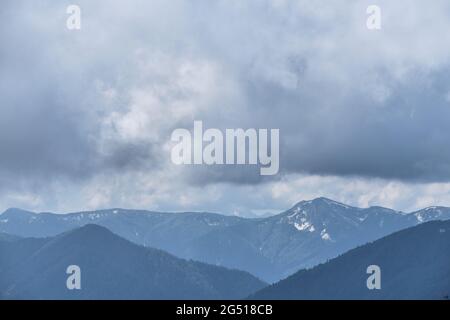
1, 198, 450, 282
250, 220, 450, 300
0, 233, 21, 242
0, 225, 266, 300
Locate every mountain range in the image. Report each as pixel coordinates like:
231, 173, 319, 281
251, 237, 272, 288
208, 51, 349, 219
1, 197, 450, 282
0, 224, 266, 299
251, 220, 450, 300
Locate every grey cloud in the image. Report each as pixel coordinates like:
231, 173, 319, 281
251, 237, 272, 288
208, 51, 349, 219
2, 0, 450, 203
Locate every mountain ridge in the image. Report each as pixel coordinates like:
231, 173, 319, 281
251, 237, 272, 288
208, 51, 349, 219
2, 198, 450, 282
6, 196, 447, 220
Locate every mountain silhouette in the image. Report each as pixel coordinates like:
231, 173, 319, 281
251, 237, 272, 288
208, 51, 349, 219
250, 220, 450, 300
0, 224, 266, 300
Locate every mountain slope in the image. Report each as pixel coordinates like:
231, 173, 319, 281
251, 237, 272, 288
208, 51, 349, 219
0, 225, 266, 300
250, 220, 450, 300
0, 232, 21, 242
1, 198, 450, 282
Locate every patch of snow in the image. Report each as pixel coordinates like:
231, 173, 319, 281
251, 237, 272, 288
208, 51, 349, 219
320, 229, 332, 241
416, 213, 424, 222
287, 207, 301, 218
0, 219, 8, 223
358, 215, 368, 222
294, 221, 310, 231
294, 221, 315, 232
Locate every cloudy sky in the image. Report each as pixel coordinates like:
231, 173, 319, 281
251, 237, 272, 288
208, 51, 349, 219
2, 0, 450, 215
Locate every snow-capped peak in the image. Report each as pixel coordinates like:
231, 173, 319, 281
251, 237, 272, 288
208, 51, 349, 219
413, 206, 448, 223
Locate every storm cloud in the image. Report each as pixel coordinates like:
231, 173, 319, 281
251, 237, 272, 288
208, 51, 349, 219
1, 0, 450, 213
